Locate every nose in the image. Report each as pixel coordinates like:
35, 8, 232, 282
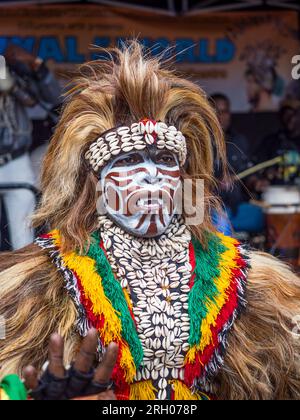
142, 162, 162, 185
144, 175, 161, 185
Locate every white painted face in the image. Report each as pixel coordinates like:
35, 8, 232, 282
100, 149, 181, 237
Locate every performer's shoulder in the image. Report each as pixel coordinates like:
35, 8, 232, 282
247, 249, 300, 291
0, 242, 54, 276
219, 250, 300, 399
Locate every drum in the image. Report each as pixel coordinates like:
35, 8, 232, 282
263, 186, 300, 271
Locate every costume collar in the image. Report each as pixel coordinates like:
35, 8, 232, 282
36, 226, 249, 399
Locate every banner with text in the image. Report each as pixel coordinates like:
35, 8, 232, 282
0, 5, 298, 112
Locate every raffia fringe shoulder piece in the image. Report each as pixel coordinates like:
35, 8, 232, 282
36, 231, 250, 400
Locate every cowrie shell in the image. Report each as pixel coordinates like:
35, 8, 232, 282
152, 338, 161, 349
155, 363, 164, 371
121, 141, 133, 148
90, 142, 99, 151
92, 148, 101, 158
117, 126, 130, 136
137, 301, 147, 309
131, 122, 140, 132
174, 355, 185, 364
110, 147, 121, 156
182, 343, 190, 352
137, 292, 147, 300
143, 349, 154, 358
114, 250, 123, 258
105, 132, 117, 141
155, 326, 161, 338
145, 120, 154, 133
166, 140, 176, 149
138, 122, 146, 134
145, 328, 155, 337
166, 306, 175, 317
160, 367, 169, 378
170, 281, 180, 289
134, 144, 146, 150
120, 134, 132, 143
152, 314, 160, 325
181, 326, 190, 332
153, 358, 161, 367
135, 371, 142, 381
158, 389, 167, 400
127, 273, 137, 281
143, 369, 151, 380
160, 313, 168, 324
120, 279, 128, 288
157, 122, 168, 133
165, 131, 176, 140
167, 318, 175, 329
156, 140, 166, 148
158, 378, 168, 389
122, 145, 134, 152
132, 134, 144, 141
102, 152, 111, 161
151, 370, 159, 380
173, 338, 182, 346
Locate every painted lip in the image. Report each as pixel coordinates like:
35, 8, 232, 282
136, 198, 164, 211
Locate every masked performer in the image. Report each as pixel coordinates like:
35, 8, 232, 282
0, 42, 299, 400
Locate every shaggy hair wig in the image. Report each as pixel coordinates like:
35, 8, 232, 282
32, 41, 227, 252
0, 42, 299, 400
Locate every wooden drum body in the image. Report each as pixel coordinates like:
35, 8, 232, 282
263, 186, 300, 270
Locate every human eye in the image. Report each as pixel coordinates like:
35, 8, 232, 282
113, 153, 143, 167
156, 152, 177, 166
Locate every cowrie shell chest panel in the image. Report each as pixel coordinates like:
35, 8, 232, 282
99, 216, 192, 400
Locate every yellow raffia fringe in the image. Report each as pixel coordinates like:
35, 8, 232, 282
50, 230, 136, 381
185, 234, 240, 364
0, 389, 10, 400
120, 340, 136, 383
170, 380, 207, 400
129, 381, 157, 400
123, 289, 133, 311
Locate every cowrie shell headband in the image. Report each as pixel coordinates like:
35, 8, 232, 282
85, 118, 187, 172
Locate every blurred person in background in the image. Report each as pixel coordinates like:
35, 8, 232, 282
0, 45, 61, 250
211, 93, 264, 234
251, 98, 300, 190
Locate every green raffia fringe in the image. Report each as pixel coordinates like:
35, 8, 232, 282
188, 234, 228, 346
88, 232, 144, 370
0, 375, 28, 400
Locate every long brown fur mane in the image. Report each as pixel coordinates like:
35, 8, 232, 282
216, 252, 300, 400
32, 41, 227, 253
0, 245, 79, 378
0, 41, 299, 399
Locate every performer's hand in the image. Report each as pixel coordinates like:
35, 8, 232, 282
23, 328, 118, 400
5, 45, 37, 68
4, 45, 44, 74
